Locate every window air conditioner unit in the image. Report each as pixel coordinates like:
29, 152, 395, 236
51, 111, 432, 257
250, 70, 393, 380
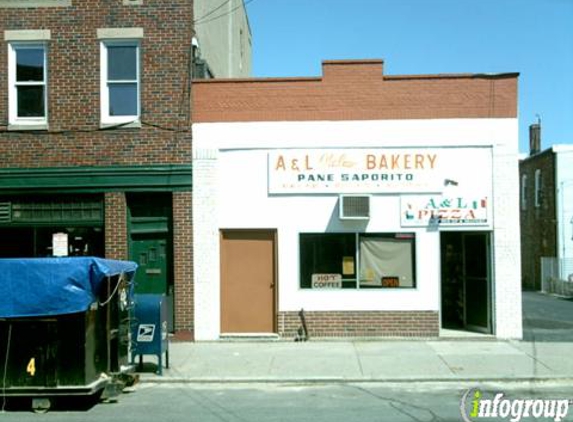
339, 195, 370, 220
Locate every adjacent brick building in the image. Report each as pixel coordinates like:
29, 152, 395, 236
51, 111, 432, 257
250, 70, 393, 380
520, 125, 573, 291
0, 0, 196, 335
192, 59, 523, 340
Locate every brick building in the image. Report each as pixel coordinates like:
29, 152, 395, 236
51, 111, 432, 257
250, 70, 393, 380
0, 1, 197, 336
520, 125, 573, 291
192, 59, 523, 340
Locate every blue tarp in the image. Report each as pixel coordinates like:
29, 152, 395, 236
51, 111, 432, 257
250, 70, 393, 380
0, 257, 137, 318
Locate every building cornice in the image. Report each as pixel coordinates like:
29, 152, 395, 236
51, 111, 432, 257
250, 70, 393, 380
0, 165, 192, 193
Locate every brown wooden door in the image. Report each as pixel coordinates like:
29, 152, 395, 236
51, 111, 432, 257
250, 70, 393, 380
220, 230, 276, 333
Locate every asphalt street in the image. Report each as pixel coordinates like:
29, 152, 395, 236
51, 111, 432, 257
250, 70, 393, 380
522, 291, 573, 342
2, 381, 573, 422
1, 292, 571, 420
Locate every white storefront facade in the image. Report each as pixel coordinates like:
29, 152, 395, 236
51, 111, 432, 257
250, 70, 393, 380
192, 60, 522, 340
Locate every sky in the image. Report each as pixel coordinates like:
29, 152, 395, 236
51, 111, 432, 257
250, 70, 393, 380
245, 0, 573, 154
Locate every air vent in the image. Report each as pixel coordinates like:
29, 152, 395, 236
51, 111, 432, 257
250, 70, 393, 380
339, 195, 370, 220
0, 202, 12, 223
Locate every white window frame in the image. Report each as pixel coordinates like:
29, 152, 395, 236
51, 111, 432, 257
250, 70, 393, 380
8, 42, 48, 129
100, 39, 140, 127
534, 169, 542, 208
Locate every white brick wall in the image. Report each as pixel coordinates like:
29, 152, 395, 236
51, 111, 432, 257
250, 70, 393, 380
492, 146, 523, 339
192, 148, 221, 340
193, 119, 523, 340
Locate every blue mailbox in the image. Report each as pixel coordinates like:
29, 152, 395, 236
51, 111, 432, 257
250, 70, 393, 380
131, 294, 169, 375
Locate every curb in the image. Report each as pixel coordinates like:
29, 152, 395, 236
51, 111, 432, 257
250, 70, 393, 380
139, 376, 573, 386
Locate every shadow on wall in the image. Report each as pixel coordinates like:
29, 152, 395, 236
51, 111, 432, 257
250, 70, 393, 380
326, 195, 370, 232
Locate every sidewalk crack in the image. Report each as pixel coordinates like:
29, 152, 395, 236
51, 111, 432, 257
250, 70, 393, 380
435, 353, 458, 375
268, 355, 276, 376
507, 340, 554, 373
351, 342, 365, 376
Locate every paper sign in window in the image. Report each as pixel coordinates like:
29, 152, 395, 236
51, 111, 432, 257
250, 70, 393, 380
52, 232, 68, 257
342, 256, 355, 275
311, 274, 342, 289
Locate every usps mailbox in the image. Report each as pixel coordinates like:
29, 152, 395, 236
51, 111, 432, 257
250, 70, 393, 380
131, 294, 169, 375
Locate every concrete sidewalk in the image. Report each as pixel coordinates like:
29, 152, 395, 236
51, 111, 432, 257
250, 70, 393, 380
139, 339, 573, 384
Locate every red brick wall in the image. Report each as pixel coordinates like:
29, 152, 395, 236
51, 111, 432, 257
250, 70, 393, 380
193, 60, 518, 123
1, 3, 195, 336
173, 191, 194, 336
105, 192, 128, 261
519, 151, 557, 290
0, 0, 193, 168
278, 311, 440, 338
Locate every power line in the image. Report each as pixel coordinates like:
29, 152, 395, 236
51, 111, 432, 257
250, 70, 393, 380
194, 0, 255, 26
0, 120, 189, 135
194, 0, 232, 24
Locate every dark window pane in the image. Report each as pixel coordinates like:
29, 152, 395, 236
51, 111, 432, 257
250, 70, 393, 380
464, 234, 487, 278
300, 233, 356, 288
109, 83, 137, 116
17, 86, 45, 117
108, 46, 137, 80
465, 277, 488, 328
16, 48, 44, 82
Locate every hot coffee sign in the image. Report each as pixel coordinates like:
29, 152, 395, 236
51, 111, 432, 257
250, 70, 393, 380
268, 149, 445, 194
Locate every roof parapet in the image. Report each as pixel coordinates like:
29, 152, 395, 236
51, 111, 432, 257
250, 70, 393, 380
322, 59, 384, 81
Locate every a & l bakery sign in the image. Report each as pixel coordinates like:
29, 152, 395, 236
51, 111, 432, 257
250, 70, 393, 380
268, 149, 445, 194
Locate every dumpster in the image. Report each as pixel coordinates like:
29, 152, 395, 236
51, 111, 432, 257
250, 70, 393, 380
131, 294, 169, 375
0, 257, 138, 411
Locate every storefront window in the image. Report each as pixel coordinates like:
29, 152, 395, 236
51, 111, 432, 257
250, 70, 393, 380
300, 233, 416, 289
300, 233, 356, 288
0, 227, 104, 258
0, 195, 104, 258
35, 227, 104, 257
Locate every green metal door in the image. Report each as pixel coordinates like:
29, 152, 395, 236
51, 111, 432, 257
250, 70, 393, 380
131, 237, 168, 295
127, 193, 174, 331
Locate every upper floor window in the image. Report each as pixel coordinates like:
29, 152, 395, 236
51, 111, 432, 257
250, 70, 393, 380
534, 169, 542, 208
8, 43, 48, 128
521, 174, 528, 211
100, 40, 140, 126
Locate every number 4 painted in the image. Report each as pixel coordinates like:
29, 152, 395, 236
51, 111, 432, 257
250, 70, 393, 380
27, 358, 36, 376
